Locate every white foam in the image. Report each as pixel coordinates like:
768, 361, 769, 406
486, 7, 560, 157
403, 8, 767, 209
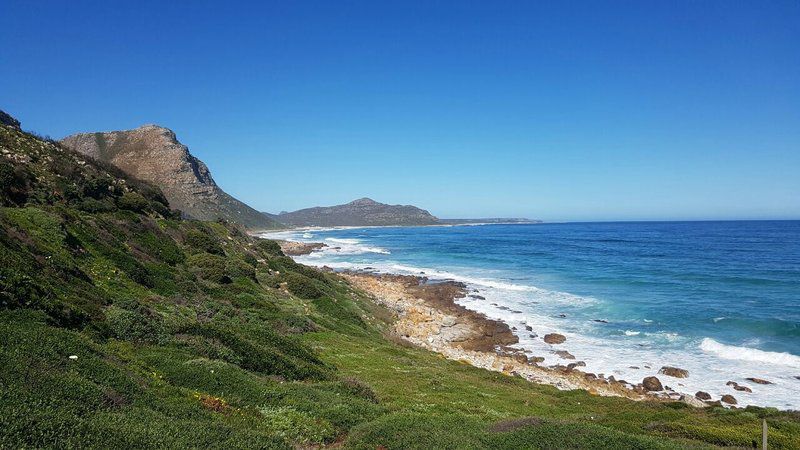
700, 338, 800, 369
287, 230, 800, 410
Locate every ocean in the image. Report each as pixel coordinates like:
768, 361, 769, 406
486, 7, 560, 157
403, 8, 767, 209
262, 221, 800, 409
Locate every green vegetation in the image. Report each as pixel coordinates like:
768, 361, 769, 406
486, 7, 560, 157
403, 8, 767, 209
2, 121, 799, 448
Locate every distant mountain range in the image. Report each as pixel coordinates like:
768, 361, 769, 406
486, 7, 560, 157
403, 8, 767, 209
58, 124, 535, 230
273, 198, 440, 227
270, 198, 538, 228
61, 125, 283, 230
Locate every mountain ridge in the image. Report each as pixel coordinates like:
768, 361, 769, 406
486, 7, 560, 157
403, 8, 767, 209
273, 197, 439, 227
61, 125, 282, 230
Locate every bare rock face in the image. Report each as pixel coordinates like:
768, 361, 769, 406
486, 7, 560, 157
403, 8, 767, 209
658, 366, 689, 378
61, 125, 281, 230
543, 333, 566, 344
642, 376, 663, 391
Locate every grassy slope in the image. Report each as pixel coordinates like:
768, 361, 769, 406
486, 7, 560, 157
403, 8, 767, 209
1, 122, 799, 449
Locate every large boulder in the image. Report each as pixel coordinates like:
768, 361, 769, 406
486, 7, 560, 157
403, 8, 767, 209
680, 395, 708, 408
658, 366, 689, 378
695, 391, 712, 400
543, 333, 566, 344
721, 394, 737, 405
642, 376, 663, 391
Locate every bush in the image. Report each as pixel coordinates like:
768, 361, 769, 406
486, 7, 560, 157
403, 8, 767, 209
257, 406, 336, 445
188, 253, 230, 284
105, 305, 167, 343
78, 198, 116, 213
279, 273, 323, 299
184, 229, 224, 255
257, 239, 284, 257
226, 258, 256, 281
116, 192, 149, 212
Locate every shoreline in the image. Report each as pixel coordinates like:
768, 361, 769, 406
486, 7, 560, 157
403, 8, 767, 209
339, 270, 707, 406
268, 234, 793, 410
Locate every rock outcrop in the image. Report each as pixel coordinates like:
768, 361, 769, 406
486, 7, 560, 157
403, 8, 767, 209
695, 391, 712, 400
544, 333, 566, 344
274, 197, 439, 227
61, 125, 282, 230
658, 366, 689, 378
642, 376, 663, 391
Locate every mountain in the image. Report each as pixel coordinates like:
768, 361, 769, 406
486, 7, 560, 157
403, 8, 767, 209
275, 197, 439, 227
61, 125, 282, 230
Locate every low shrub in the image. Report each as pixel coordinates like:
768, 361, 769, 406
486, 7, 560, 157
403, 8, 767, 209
279, 273, 323, 299
184, 228, 224, 255
188, 253, 230, 284
257, 239, 284, 257
116, 192, 149, 213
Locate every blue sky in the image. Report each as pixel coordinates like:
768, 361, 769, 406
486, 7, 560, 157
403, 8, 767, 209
2, 1, 798, 221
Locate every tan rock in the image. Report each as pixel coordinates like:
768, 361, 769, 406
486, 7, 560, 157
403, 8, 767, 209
543, 333, 566, 344
642, 376, 663, 391
658, 366, 689, 378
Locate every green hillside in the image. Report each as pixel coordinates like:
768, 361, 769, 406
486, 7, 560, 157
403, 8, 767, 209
1, 118, 799, 449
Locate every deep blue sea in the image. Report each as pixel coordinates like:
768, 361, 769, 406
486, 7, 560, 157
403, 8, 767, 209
264, 221, 800, 408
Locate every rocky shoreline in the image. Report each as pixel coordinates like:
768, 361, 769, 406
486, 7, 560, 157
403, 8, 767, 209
277, 238, 763, 408
340, 271, 695, 404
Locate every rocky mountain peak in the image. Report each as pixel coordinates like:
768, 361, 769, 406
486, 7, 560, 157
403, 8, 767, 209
61, 126, 282, 230
349, 197, 379, 206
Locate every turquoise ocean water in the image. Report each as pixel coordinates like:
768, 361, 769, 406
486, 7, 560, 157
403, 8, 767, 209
264, 221, 800, 409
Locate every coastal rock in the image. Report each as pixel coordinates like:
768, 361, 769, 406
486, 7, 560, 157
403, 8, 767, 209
695, 391, 712, 400
680, 395, 708, 408
567, 361, 586, 370
745, 377, 772, 385
721, 394, 737, 405
524, 325, 533, 331
642, 376, 663, 391
554, 350, 576, 360
658, 366, 689, 378
278, 240, 327, 256
733, 385, 752, 393
529, 356, 545, 364
543, 333, 566, 344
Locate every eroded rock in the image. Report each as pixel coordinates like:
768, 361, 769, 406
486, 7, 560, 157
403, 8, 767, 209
543, 333, 566, 344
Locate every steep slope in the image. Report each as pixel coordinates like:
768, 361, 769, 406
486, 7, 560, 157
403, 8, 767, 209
276, 197, 439, 227
61, 125, 282, 230
4, 111, 799, 449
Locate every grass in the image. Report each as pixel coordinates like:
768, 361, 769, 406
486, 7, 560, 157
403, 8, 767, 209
2, 120, 799, 448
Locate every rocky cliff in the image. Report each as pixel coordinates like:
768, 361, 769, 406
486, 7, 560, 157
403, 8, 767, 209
275, 197, 439, 227
61, 125, 282, 230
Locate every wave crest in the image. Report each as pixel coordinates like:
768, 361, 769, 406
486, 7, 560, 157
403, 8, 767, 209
700, 338, 800, 368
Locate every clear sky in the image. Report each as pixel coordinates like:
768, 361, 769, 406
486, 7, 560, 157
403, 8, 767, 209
2, 1, 799, 221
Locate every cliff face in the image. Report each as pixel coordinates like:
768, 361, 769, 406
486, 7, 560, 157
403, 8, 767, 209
276, 197, 439, 227
61, 125, 282, 230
